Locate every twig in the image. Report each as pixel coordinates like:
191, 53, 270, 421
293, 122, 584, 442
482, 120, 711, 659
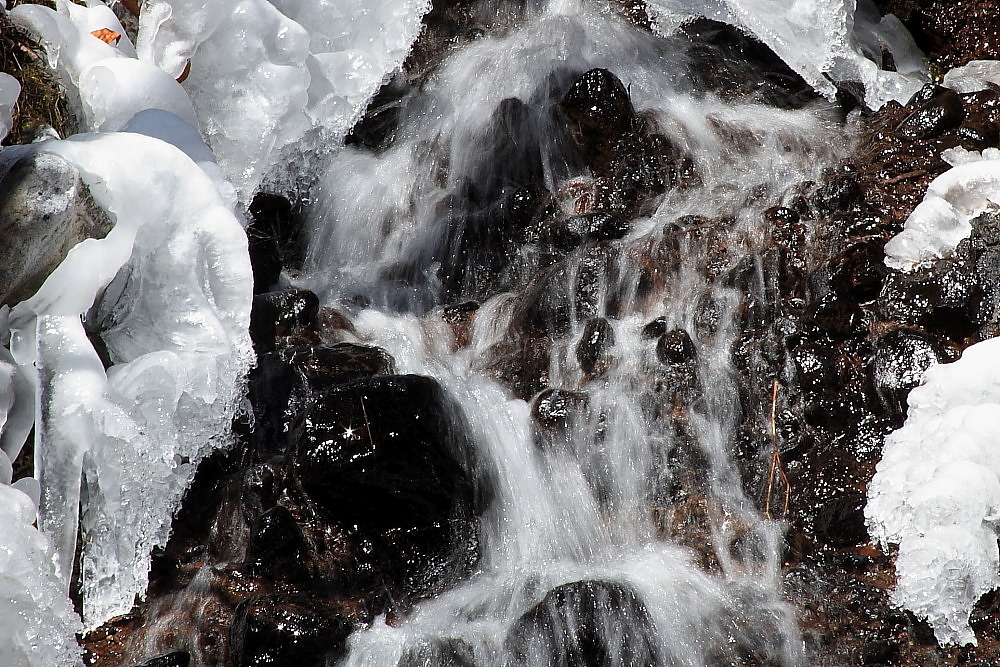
765, 379, 790, 520
883, 169, 927, 185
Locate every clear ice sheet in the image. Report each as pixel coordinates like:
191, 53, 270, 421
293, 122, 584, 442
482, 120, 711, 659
867, 337, 1000, 645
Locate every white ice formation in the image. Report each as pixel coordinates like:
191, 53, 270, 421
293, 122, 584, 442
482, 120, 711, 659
5, 0, 253, 645
866, 337, 1000, 646
135, 0, 431, 202
884, 147, 1000, 271
645, 0, 928, 109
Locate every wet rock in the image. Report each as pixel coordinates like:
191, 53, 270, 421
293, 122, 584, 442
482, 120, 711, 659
344, 73, 411, 152
812, 170, 862, 216
247, 193, 303, 293
443, 301, 480, 348
531, 388, 589, 431
540, 212, 632, 251
814, 492, 867, 548
130, 652, 190, 667
229, 595, 352, 667
246, 506, 305, 577
804, 297, 863, 339
398, 638, 476, 667
896, 88, 965, 140
291, 375, 485, 598
249, 289, 320, 353
0, 149, 114, 306
693, 295, 722, 340
512, 247, 610, 336
292, 375, 481, 531
280, 343, 395, 390
955, 122, 999, 149
878, 259, 978, 336
829, 242, 887, 303
680, 18, 815, 109
872, 329, 955, 416
506, 580, 660, 667
576, 317, 616, 376
656, 329, 696, 366
640, 316, 669, 339
560, 68, 637, 155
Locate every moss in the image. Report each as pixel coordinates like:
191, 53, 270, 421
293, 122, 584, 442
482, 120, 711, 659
1, 6, 75, 145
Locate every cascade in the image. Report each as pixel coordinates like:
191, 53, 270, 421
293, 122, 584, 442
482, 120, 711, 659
6, 0, 1000, 664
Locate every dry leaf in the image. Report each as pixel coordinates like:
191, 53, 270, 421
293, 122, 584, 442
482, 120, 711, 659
120, 0, 141, 16
91, 28, 121, 45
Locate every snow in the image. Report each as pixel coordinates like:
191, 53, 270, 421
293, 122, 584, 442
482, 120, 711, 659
645, 0, 927, 109
884, 148, 1000, 271
867, 337, 1000, 645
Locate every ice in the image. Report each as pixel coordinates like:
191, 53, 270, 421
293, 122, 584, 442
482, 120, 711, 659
136, 0, 430, 201
0, 73, 19, 143
0, 476, 82, 667
6, 132, 254, 628
943, 60, 1000, 94
645, 0, 927, 109
884, 149, 1000, 271
867, 337, 1000, 645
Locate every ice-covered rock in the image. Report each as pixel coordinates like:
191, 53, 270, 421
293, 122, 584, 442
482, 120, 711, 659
5, 133, 253, 628
867, 337, 1000, 645
646, 0, 927, 109
0, 73, 19, 143
884, 148, 1000, 271
136, 0, 430, 201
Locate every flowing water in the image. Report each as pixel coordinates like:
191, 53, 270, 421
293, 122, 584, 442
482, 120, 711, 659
297, 1, 854, 664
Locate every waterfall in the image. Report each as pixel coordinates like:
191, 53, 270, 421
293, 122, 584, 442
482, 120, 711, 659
298, 2, 852, 664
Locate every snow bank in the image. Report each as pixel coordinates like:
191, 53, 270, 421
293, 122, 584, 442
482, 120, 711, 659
645, 0, 927, 109
884, 148, 1000, 271
867, 337, 1000, 645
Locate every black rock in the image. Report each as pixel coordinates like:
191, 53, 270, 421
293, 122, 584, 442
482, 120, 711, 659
246, 506, 305, 577
804, 297, 863, 339
829, 242, 887, 303
247, 193, 303, 293
576, 317, 616, 375
531, 388, 590, 430
641, 317, 669, 339
897, 88, 966, 140
814, 493, 867, 548
229, 595, 352, 667
506, 580, 661, 667
560, 68, 637, 143
249, 289, 320, 353
513, 248, 610, 336
813, 171, 862, 216
130, 652, 190, 667
656, 329, 696, 365
872, 329, 954, 415
292, 375, 481, 531
281, 343, 395, 390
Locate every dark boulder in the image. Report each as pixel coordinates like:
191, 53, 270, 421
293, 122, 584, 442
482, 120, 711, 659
506, 580, 661, 667
896, 88, 965, 140
655, 329, 696, 366
829, 241, 887, 303
814, 492, 868, 549
291, 375, 487, 597
576, 317, 616, 376
560, 68, 637, 159
249, 289, 320, 353
280, 343, 395, 391
872, 329, 956, 416
229, 595, 352, 667
531, 388, 590, 431
246, 506, 306, 578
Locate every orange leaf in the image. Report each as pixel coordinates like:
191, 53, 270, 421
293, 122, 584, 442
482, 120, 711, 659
91, 28, 121, 45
